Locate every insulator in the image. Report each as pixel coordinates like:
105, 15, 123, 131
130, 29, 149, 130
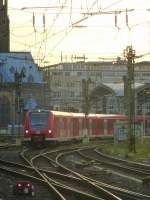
126, 9, 129, 27
33, 13, 35, 27
115, 12, 117, 27
43, 14, 45, 31
33, 13, 36, 32
115, 11, 120, 30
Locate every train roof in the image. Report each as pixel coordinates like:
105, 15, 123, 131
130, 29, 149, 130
51, 110, 125, 119
88, 113, 125, 118
27, 110, 150, 120
51, 110, 85, 117
28, 109, 126, 118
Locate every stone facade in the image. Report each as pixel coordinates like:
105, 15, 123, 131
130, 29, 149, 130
0, 52, 44, 127
0, 0, 9, 52
42, 60, 150, 115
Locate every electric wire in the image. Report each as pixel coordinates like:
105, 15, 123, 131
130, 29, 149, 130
5, 0, 150, 65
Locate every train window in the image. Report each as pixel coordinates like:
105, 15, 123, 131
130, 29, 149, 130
29, 111, 48, 130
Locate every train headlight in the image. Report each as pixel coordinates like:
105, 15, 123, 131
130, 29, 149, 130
48, 130, 52, 134
25, 130, 29, 134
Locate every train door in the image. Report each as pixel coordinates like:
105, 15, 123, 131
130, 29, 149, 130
59, 117, 65, 137
91, 118, 97, 136
88, 118, 92, 136
73, 118, 79, 136
65, 116, 73, 137
79, 118, 83, 137
97, 119, 104, 136
107, 119, 114, 136
64, 117, 68, 137
53, 117, 59, 137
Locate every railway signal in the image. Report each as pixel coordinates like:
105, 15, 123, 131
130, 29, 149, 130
14, 69, 25, 136
14, 69, 25, 112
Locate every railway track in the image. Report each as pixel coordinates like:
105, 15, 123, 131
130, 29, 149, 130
77, 148, 150, 178
22, 145, 150, 200
53, 146, 150, 200
21, 146, 122, 200
0, 143, 150, 200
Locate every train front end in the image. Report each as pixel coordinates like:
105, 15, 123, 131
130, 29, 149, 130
24, 110, 53, 144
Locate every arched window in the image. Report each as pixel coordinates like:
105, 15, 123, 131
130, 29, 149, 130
9, 66, 15, 74
28, 75, 34, 83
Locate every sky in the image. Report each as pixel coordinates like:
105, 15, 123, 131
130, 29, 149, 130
8, 0, 150, 66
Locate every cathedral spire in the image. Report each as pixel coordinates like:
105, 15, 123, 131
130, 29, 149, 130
0, 0, 10, 52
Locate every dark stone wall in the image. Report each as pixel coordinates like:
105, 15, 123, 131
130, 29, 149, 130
0, 0, 10, 52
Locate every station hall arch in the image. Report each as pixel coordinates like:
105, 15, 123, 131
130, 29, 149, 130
89, 84, 115, 113
136, 84, 150, 136
136, 84, 150, 114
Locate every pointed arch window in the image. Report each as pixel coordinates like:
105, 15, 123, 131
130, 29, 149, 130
28, 75, 34, 83
9, 66, 15, 74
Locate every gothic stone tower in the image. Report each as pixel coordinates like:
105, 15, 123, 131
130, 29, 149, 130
0, 0, 10, 52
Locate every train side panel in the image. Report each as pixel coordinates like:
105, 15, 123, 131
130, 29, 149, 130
24, 110, 150, 145
89, 118, 105, 136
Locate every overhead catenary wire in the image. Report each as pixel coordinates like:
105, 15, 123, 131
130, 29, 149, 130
6, 0, 150, 66
28, 0, 100, 64
10, 13, 150, 50
35, 0, 68, 65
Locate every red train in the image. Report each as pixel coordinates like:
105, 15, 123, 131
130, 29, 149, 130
24, 109, 150, 144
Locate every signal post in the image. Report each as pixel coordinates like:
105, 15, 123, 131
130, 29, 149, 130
123, 46, 136, 153
14, 69, 25, 136
82, 78, 91, 143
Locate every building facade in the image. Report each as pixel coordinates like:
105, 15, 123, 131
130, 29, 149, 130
42, 60, 150, 116
0, 52, 44, 127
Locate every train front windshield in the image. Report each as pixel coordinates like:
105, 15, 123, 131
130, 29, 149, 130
29, 111, 49, 130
